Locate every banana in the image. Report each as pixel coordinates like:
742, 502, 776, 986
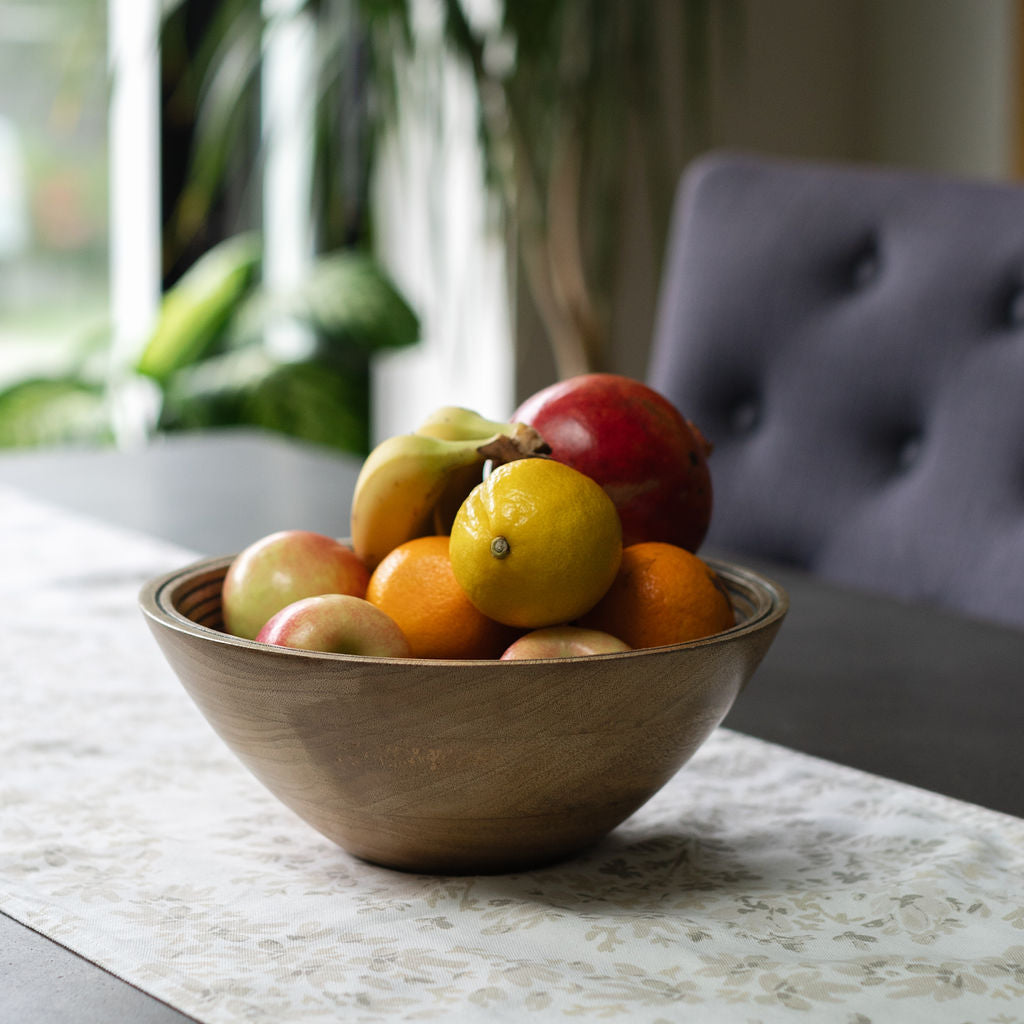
426, 419, 553, 533
351, 408, 551, 571
352, 432, 506, 572
430, 459, 490, 535
414, 406, 516, 441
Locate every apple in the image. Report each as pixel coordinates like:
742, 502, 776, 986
512, 373, 713, 551
256, 594, 411, 657
500, 625, 630, 660
222, 529, 370, 640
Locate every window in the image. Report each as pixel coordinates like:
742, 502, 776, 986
0, 0, 512, 451
0, 0, 111, 387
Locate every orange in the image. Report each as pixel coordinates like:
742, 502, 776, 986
449, 458, 622, 629
579, 541, 734, 649
366, 535, 519, 659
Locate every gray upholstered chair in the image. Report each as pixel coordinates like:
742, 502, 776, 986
647, 151, 1024, 629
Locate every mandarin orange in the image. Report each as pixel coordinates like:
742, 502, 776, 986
366, 535, 519, 659
579, 541, 734, 649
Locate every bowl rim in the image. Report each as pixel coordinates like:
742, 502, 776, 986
139, 552, 788, 667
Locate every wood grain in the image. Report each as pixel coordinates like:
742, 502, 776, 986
140, 556, 787, 874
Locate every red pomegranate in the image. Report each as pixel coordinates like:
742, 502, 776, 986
513, 373, 713, 551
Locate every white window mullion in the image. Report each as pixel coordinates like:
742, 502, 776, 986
371, 0, 515, 441
261, 0, 316, 361
107, 0, 162, 446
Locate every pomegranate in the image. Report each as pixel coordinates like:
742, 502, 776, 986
513, 373, 713, 551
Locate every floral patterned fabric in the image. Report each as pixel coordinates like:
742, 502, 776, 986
2, 489, 1023, 1024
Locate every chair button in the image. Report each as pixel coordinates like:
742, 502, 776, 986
850, 242, 880, 289
889, 427, 923, 472
897, 434, 922, 470
1006, 287, 1024, 327
730, 398, 760, 435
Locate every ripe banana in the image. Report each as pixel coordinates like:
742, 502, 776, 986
351, 408, 550, 571
414, 406, 516, 441
351, 433, 489, 571
429, 460, 490, 535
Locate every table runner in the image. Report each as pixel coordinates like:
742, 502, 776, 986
2, 487, 1023, 1023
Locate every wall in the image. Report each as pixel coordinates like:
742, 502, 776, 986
863, 0, 1016, 179
516, 0, 1020, 404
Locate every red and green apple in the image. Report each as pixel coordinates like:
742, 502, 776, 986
256, 594, 411, 657
222, 529, 370, 640
500, 625, 630, 660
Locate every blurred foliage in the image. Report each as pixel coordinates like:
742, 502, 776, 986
0, 0, 419, 455
0, 0, 732, 450
136, 234, 262, 383
0, 232, 417, 452
141, 235, 418, 454
158, 0, 738, 380
159, 0, 408, 272
432, 0, 743, 378
0, 378, 112, 449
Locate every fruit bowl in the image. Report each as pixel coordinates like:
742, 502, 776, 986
139, 553, 787, 875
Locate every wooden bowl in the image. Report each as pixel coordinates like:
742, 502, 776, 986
139, 554, 787, 874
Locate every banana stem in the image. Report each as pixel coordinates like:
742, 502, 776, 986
476, 423, 550, 467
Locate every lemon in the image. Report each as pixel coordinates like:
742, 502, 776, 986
449, 458, 622, 629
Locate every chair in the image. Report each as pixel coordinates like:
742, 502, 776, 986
647, 151, 1024, 629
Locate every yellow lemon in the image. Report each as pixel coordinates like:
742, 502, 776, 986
449, 458, 622, 629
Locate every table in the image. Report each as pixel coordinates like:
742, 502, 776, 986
2, 430, 364, 1024
3, 428, 1023, 1024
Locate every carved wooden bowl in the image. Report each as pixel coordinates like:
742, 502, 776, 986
140, 554, 787, 874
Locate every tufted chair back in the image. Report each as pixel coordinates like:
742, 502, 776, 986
648, 151, 1024, 628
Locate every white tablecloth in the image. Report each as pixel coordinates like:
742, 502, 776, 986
2, 488, 1023, 1023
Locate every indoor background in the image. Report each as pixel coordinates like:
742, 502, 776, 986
0, 0, 1019, 452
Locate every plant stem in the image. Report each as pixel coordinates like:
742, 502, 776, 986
440, 0, 602, 378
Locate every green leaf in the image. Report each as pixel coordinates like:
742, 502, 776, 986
0, 378, 112, 449
276, 251, 419, 353
157, 346, 371, 455
156, 345, 278, 433
136, 233, 262, 384
160, 0, 265, 252
241, 359, 370, 454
